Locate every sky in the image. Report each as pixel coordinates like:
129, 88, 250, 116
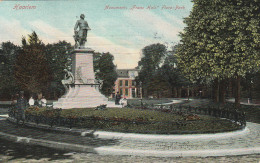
0, 0, 193, 68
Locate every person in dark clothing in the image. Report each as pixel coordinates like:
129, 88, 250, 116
16, 91, 27, 126
115, 92, 121, 105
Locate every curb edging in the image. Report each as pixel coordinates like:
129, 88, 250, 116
0, 131, 96, 153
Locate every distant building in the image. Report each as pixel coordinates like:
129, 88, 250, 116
111, 69, 140, 99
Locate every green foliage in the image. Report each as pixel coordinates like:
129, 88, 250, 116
60, 107, 184, 121
26, 106, 61, 117
15, 31, 51, 94
1, 31, 118, 99
242, 71, 260, 99
93, 52, 117, 96
27, 107, 241, 133
176, 0, 260, 81
160, 53, 190, 89
0, 42, 20, 99
146, 72, 170, 98
45, 41, 73, 81
137, 43, 167, 96
137, 44, 189, 97
45, 41, 73, 97
176, 0, 260, 105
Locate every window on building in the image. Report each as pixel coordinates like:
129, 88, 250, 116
120, 88, 123, 95
125, 88, 128, 96
132, 81, 136, 86
125, 80, 128, 86
119, 80, 123, 86
132, 88, 136, 98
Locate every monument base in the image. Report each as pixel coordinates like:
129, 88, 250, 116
53, 84, 121, 109
53, 48, 121, 109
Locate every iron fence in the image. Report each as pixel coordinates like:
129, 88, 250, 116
8, 103, 246, 134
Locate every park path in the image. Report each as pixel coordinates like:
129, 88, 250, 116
0, 115, 259, 157
0, 98, 259, 159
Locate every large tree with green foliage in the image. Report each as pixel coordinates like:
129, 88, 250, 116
93, 52, 117, 97
160, 53, 190, 97
0, 42, 20, 99
45, 41, 73, 99
137, 43, 167, 97
137, 43, 189, 97
15, 31, 51, 95
176, 0, 260, 107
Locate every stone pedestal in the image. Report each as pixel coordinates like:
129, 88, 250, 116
53, 48, 120, 109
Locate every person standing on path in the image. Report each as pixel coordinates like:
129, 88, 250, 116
16, 91, 27, 126
115, 92, 121, 105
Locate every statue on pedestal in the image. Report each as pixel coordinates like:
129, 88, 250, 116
74, 14, 91, 48
52, 14, 121, 109
62, 69, 74, 92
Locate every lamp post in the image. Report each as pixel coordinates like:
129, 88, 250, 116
139, 81, 143, 107
199, 90, 202, 98
188, 85, 190, 101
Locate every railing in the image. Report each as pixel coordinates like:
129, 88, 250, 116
8, 104, 246, 134
135, 104, 246, 127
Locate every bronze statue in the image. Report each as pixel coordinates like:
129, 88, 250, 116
74, 14, 91, 48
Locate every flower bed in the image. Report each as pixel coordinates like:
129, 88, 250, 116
16, 106, 243, 134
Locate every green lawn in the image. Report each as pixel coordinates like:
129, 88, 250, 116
126, 98, 172, 106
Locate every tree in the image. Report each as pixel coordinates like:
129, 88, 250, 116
137, 43, 167, 97
93, 52, 117, 96
0, 42, 20, 99
45, 41, 73, 99
14, 31, 51, 95
146, 72, 170, 98
160, 53, 190, 97
176, 0, 260, 107
252, 71, 260, 100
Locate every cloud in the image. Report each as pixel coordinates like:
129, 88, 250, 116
29, 20, 73, 43
0, 16, 29, 45
88, 33, 140, 68
161, 11, 185, 27
29, 20, 140, 68
0, 17, 139, 68
124, 10, 182, 43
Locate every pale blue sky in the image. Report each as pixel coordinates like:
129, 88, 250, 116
0, 0, 193, 68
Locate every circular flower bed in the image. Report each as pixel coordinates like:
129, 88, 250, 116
17, 106, 243, 134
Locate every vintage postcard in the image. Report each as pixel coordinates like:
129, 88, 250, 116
0, 0, 259, 162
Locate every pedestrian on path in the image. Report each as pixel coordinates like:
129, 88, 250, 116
16, 91, 27, 126
115, 92, 121, 105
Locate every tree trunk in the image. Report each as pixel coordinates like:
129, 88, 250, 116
191, 88, 194, 97
187, 86, 190, 100
143, 86, 147, 98
177, 88, 181, 98
213, 78, 219, 103
173, 87, 177, 97
235, 76, 241, 108
171, 87, 174, 98
219, 80, 226, 104
228, 78, 233, 98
